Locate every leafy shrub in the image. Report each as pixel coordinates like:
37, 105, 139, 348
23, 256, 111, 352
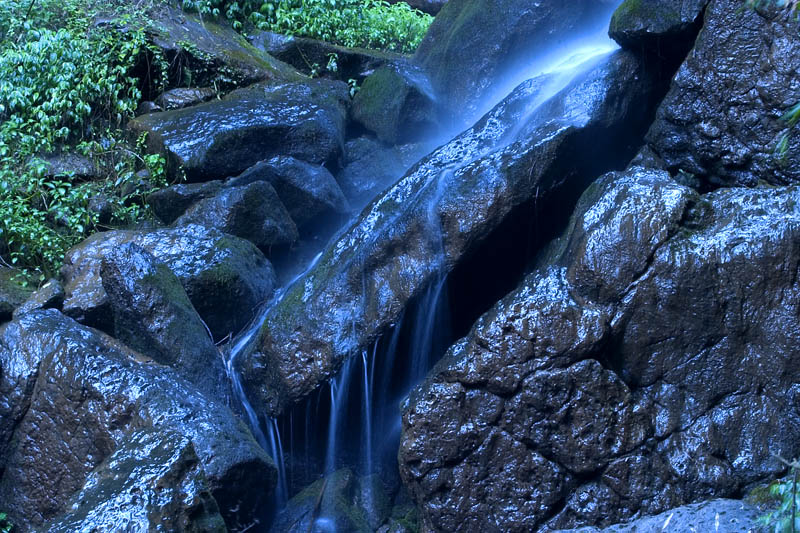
0, 0, 168, 281
760, 458, 800, 533
181, 0, 433, 53
0, 512, 10, 533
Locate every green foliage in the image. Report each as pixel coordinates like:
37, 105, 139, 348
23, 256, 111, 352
0, 512, 11, 533
0, 0, 169, 281
761, 460, 800, 533
181, 0, 433, 54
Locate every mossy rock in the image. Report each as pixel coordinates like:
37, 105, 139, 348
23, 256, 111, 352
609, 0, 709, 51
0, 269, 33, 321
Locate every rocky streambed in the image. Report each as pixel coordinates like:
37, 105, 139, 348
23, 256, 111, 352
2, 0, 800, 531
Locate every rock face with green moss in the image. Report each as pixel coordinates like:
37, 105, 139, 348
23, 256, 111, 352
414, 0, 618, 127
0, 269, 32, 321
236, 49, 667, 417
61, 224, 277, 341
352, 63, 439, 144
129, 78, 350, 182
100, 243, 228, 402
399, 169, 800, 531
0, 310, 275, 530
42, 429, 227, 533
634, 0, 800, 186
609, 0, 709, 52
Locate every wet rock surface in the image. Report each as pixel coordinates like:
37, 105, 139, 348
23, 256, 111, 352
129, 78, 349, 182
558, 498, 761, 532
12, 279, 64, 319
230, 156, 350, 233
414, 0, 618, 126
61, 224, 276, 341
609, 0, 709, 54
644, 0, 800, 187
0, 310, 275, 530
352, 63, 439, 144
0, 269, 33, 321
175, 180, 299, 250
237, 49, 667, 417
399, 168, 800, 531
100, 243, 228, 401
149, 180, 225, 224
42, 429, 227, 533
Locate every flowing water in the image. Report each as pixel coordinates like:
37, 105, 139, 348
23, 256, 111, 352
225, 20, 621, 529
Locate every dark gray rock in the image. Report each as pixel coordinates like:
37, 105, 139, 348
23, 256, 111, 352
36, 151, 100, 180
0, 310, 275, 530
269, 469, 389, 533
148, 180, 225, 224
12, 279, 63, 319
337, 137, 406, 203
236, 50, 666, 417
129, 79, 350, 182
249, 31, 407, 82
41, 429, 227, 533
156, 87, 217, 110
351, 63, 439, 144
100, 243, 228, 402
645, 0, 800, 186
399, 169, 800, 531
145, 4, 299, 91
230, 156, 350, 232
414, 0, 618, 127
0, 269, 32, 321
61, 224, 276, 340
558, 498, 761, 532
175, 181, 299, 250
609, 0, 709, 54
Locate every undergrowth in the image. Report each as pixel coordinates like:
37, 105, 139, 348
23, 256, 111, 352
181, 0, 433, 53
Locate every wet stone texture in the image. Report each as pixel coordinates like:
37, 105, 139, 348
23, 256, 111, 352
237, 49, 667, 418
0, 310, 275, 531
641, 0, 800, 187
398, 168, 800, 531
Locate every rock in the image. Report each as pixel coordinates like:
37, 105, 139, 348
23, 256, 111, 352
129, 79, 350, 183
175, 181, 299, 250
135, 100, 162, 115
41, 429, 227, 533
236, 50, 667, 417
337, 137, 408, 204
12, 279, 64, 319
61, 224, 276, 340
388, 0, 447, 15
148, 180, 225, 224
557, 498, 761, 532
88, 193, 115, 225
230, 156, 350, 232
398, 169, 800, 531
644, 0, 800, 186
36, 151, 100, 180
414, 0, 618, 127
249, 31, 406, 82
0, 310, 275, 530
269, 469, 388, 533
156, 87, 217, 110
145, 4, 299, 92
351, 63, 438, 144
609, 0, 709, 55
0, 269, 32, 321
100, 243, 228, 401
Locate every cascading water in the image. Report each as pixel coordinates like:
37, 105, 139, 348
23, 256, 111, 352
225, 18, 622, 531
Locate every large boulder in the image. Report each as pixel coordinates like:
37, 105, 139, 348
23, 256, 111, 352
42, 429, 227, 533
61, 224, 276, 341
148, 180, 225, 224
351, 63, 439, 144
609, 0, 709, 54
414, 0, 618, 127
230, 156, 350, 232
174, 181, 299, 250
100, 243, 228, 402
129, 79, 350, 182
0, 310, 276, 530
558, 498, 761, 532
642, 0, 800, 187
235, 49, 668, 417
143, 5, 299, 93
249, 31, 406, 83
398, 169, 800, 531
